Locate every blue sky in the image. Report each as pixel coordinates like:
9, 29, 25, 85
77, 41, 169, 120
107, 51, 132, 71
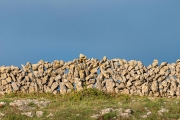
0, 0, 180, 67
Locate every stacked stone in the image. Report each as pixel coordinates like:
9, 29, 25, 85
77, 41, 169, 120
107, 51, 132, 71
0, 55, 180, 98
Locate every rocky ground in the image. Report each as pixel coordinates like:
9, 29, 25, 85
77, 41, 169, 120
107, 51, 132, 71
0, 98, 53, 119
0, 89, 180, 120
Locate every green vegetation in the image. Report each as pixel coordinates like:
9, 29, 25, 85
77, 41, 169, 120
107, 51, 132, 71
0, 89, 180, 120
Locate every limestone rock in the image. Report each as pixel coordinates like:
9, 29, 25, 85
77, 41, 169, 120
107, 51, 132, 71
121, 89, 129, 94
0, 112, 5, 117
29, 86, 35, 93
32, 64, 40, 71
151, 81, 159, 93
79, 70, 85, 79
105, 79, 115, 93
79, 53, 85, 58
42, 75, 49, 84
51, 82, 59, 91
38, 65, 44, 76
142, 82, 149, 96
90, 114, 100, 119
95, 74, 104, 90
2, 80, 8, 86
124, 109, 133, 114
6, 77, 12, 83
36, 111, 43, 118
11, 82, 19, 91
152, 59, 158, 67
118, 112, 129, 118
59, 82, 67, 94
100, 68, 109, 78
21, 112, 33, 117
47, 113, 54, 118
79, 54, 87, 62
74, 78, 83, 91
158, 108, 169, 116
100, 108, 113, 115
102, 56, 107, 62
0, 102, 6, 106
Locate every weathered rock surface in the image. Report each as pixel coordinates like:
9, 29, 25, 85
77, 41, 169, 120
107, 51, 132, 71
21, 112, 33, 117
36, 111, 43, 118
0, 55, 180, 98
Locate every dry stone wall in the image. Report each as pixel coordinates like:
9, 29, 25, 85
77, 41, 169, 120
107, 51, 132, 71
0, 54, 180, 98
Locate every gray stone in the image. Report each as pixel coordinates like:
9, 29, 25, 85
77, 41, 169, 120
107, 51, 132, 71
55, 75, 61, 81
105, 79, 115, 93
38, 66, 44, 77
0, 112, 5, 117
47, 113, 54, 118
151, 81, 159, 93
119, 113, 130, 118
11, 82, 19, 91
121, 89, 129, 94
101, 108, 113, 115
79, 53, 86, 58
21, 112, 33, 117
142, 82, 149, 96
59, 82, 67, 94
32, 64, 39, 71
36, 111, 43, 118
42, 75, 48, 84
0, 102, 6, 106
158, 108, 169, 116
124, 109, 133, 114
152, 59, 158, 67
2, 80, 8, 86
74, 78, 83, 91
147, 111, 152, 116
100, 68, 109, 78
141, 115, 148, 118
29, 86, 35, 93
90, 114, 100, 119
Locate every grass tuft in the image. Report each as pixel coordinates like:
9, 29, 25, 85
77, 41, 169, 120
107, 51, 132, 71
0, 89, 179, 120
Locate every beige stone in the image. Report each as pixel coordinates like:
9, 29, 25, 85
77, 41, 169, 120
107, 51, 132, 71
151, 81, 159, 93
10, 73, 16, 81
36, 111, 43, 118
51, 82, 59, 91
48, 77, 54, 87
38, 65, 44, 76
126, 81, 132, 87
95, 74, 104, 90
2, 80, 8, 86
100, 68, 109, 78
105, 79, 115, 93
135, 80, 141, 86
55, 74, 61, 81
6, 84, 12, 94
6, 77, 12, 83
152, 59, 158, 67
11, 82, 19, 91
59, 82, 67, 94
29, 85, 35, 93
102, 56, 107, 62
121, 89, 129, 94
142, 82, 149, 96
115, 87, 119, 93
74, 78, 83, 91
79, 70, 85, 79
